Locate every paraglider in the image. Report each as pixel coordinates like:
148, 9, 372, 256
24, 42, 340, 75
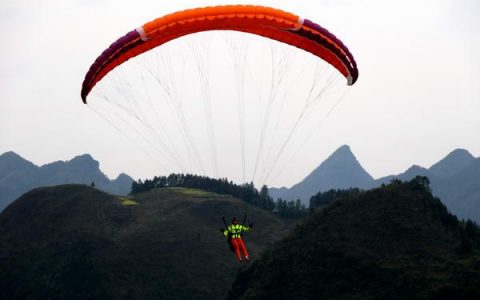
80, 4, 359, 195
81, 5, 359, 262
221, 215, 253, 262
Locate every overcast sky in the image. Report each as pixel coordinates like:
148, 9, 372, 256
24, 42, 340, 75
1, 0, 479, 188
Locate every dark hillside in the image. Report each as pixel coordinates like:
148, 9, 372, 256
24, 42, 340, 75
0, 185, 290, 300
230, 178, 480, 300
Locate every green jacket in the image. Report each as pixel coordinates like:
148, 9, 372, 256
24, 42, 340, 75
223, 224, 250, 239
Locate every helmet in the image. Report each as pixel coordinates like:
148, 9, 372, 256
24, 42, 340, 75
231, 216, 238, 222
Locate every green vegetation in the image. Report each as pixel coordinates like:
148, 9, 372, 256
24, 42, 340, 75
166, 187, 219, 197
118, 197, 139, 206
229, 176, 480, 300
274, 199, 308, 219
309, 187, 361, 208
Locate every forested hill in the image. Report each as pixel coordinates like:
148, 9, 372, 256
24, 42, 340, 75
131, 173, 275, 211
229, 177, 480, 300
0, 185, 292, 300
131, 173, 308, 218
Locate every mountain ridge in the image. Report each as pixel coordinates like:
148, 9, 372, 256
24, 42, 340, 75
269, 146, 480, 223
429, 148, 476, 178
0, 152, 134, 210
269, 145, 374, 202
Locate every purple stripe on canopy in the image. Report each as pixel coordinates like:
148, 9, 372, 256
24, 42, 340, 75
81, 30, 141, 102
302, 19, 358, 82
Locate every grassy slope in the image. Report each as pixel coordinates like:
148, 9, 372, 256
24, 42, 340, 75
230, 180, 480, 300
0, 185, 290, 300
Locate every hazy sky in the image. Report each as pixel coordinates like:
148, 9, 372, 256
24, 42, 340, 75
1, 0, 479, 188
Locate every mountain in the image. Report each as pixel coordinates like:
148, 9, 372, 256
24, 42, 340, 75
375, 149, 476, 186
270, 147, 480, 223
269, 145, 374, 204
0, 152, 134, 210
373, 150, 480, 223
0, 185, 291, 300
230, 178, 480, 300
375, 164, 431, 186
429, 149, 476, 178
0, 151, 37, 180
432, 158, 480, 223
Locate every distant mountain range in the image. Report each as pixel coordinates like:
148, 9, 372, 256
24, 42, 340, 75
2, 147, 479, 223
270, 145, 480, 223
0, 152, 133, 211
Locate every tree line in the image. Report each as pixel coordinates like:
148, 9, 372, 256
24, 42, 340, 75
131, 173, 276, 209
131, 173, 308, 218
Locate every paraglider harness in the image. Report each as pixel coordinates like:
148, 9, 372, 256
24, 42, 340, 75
222, 215, 247, 252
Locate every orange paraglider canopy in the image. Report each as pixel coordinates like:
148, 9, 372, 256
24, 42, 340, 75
81, 5, 358, 103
